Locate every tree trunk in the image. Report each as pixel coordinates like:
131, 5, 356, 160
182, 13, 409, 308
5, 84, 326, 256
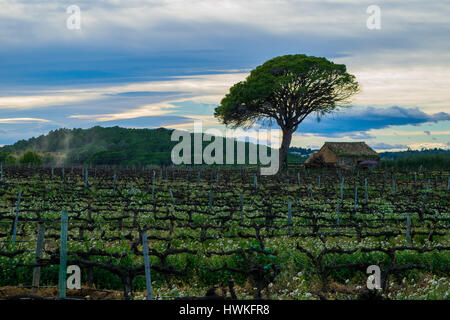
279, 128, 293, 171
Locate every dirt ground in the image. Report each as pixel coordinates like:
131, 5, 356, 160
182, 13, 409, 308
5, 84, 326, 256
0, 286, 124, 300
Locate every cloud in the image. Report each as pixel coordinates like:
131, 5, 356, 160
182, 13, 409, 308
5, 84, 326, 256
370, 142, 409, 150
0, 118, 50, 124
297, 106, 450, 137
93, 115, 193, 128
69, 102, 178, 122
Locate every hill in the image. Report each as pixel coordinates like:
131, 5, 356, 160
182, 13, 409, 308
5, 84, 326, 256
0, 126, 292, 167
0, 126, 175, 166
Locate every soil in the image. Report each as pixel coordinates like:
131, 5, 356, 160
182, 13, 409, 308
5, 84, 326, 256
0, 286, 123, 300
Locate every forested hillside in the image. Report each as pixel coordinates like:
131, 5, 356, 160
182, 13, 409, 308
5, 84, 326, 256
0, 126, 285, 166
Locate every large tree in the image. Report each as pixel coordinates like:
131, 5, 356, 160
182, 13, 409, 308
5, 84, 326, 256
214, 54, 360, 169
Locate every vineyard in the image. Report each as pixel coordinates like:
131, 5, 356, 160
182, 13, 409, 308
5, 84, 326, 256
0, 166, 449, 300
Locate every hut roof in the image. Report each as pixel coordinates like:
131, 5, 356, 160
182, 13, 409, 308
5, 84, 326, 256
323, 142, 379, 157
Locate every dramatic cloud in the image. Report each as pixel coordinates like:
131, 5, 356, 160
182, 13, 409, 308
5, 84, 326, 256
297, 106, 450, 137
0, 0, 449, 150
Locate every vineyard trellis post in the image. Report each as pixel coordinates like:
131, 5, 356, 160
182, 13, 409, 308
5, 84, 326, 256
11, 190, 22, 244
84, 167, 88, 189
364, 177, 368, 204
406, 214, 411, 245
392, 174, 396, 193
170, 189, 175, 204
240, 191, 244, 221
58, 210, 68, 299
209, 189, 214, 212
287, 200, 292, 235
336, 201, 340, 227
152, 170, 156, 200
0, 163, 3, 181
32, 223, 45, 293
141, 232, 153, 300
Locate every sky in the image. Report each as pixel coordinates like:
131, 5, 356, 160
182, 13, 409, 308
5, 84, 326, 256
0, 0, 449, 151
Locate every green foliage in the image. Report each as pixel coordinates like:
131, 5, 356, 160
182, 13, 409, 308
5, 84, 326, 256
0, 126, 282, 167
0, 152, 16, 165
380, 149, 450, 170
19, 151, 42, 165
215, 54, 360, 128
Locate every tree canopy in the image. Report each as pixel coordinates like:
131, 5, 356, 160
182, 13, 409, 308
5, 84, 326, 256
215, 54, 360, 168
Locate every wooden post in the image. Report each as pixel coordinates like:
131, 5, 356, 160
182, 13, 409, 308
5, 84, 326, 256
113, 171, 117, 192
141, 232, 153, 300
318, 175, 321, 188
32, 223, 45, 293
297, 171, 300, 187
406, 214, 411, 244
364, 178, 368, 204
254, 173, 258, 190
340, 178, 344, 203
84, 167, 88, 189
0, 164, 3, 181
354, 186, 358, 214
51, 167, 54, 179
309, 184, 312, 199
209, 190, 213, 212
287, 201, 292, 234
169, 189, 175, 203
240, 192, 244, 221
12, 190, 22, 244
58, 210, 68, 299
152, 170, 156, 200
62, 167, 65, 180
336, 201, 340, 227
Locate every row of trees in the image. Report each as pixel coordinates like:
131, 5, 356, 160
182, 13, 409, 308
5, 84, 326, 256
1, 149, 448, 169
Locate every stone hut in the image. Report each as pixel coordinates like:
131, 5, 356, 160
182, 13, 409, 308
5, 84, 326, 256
304, 142, 379, 168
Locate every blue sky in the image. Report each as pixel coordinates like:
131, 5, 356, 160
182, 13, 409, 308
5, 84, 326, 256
0, 0, 449, 151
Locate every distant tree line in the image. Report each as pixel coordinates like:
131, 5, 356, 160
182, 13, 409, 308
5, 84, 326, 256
379, 148, 450, 170
1, 126, 448, 170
